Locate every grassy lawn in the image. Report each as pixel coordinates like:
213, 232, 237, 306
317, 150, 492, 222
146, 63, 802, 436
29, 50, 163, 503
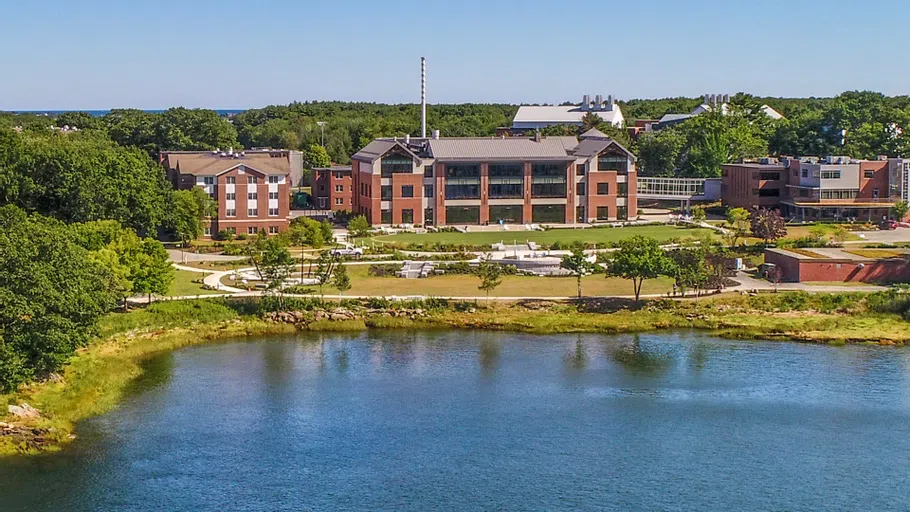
320, 265, 674, 298
784, 248, 829, 258
844, 249, 909, 259
167, 270, 219, 297
373, 225, 714, 248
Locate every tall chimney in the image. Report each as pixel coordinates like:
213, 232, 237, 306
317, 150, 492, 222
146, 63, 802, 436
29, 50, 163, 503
421, 57, 427, 138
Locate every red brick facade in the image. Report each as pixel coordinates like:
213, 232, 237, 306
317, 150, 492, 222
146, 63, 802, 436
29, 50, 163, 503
313, 167, 353, 211
721, 163, 786, 209
764, 250, 910, 283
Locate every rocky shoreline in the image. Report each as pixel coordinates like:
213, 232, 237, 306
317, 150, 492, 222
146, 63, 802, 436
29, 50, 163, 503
262, 307, 434, 326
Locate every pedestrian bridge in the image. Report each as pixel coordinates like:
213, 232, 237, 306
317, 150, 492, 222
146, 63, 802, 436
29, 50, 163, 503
637, 177, 722, 202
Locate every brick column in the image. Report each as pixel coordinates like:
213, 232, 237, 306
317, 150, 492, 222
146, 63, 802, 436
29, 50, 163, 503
435, 162, 446, 225
479, 162, 490, 224
522, 162, 533, 224
565, 163, 575, 224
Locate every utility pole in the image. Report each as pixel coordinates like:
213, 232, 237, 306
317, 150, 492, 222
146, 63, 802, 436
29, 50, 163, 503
317, 121, 327, 147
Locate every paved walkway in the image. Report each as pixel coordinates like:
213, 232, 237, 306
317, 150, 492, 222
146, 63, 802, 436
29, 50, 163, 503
172, 263, 246, 293
168, 249, 247, 264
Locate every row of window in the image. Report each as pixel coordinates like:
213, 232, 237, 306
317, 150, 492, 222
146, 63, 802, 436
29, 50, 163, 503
223, 208, 280, 217
575, 182, 628, 196
383, 160, 629, 179
205, 226, 282, 236
373, 181, 629, 200
222, 192, 282, 201
202, 176, 281, 185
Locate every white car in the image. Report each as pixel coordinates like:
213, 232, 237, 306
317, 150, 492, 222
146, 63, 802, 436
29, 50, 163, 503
330, 247, 364, 257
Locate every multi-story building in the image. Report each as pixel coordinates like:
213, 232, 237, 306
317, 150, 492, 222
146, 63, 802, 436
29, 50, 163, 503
511, 94, 625, 132
161, 149, 292, 237
721, 156, 908, 221
350, 129, 637, 226
311, 166, 354, 211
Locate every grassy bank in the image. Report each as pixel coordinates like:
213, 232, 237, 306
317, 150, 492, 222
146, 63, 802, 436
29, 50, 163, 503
3, 291, 909, 456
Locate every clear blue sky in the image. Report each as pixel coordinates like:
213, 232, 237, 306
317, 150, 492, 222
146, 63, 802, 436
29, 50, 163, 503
2, 0, 907, 110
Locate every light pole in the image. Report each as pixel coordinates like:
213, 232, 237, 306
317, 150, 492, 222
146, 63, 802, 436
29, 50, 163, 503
316, 121, 327, 147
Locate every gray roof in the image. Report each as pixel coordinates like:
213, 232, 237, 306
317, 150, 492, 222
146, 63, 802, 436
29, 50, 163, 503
579, 128, 610, 140
351, 139, 423, 163
572, 138, 637, 162
658, 113, 694, 124
427, 137, 578, 161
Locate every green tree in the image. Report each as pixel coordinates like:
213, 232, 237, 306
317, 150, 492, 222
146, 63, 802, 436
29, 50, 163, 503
347, 215, 371, 238
0, 206, 118, 391
247, 233, 294, 308
580, 112, 604, 132
332, 263, 352, 296
313, 251, 340, 299
133, 238, 174, 303
476, 259, 504, 303
691, 206, 707, 223
287, 217, 325, 248
303, 144, 331, 169
750, 208, 787, 244
560, 248, 596, 299
637, 129, 685, 177
724, 207, 752, 247
606, 235, 674, 301
669, 245, 708, 297
169, 187, 217, 248
892, 200, 909, 221
320, 219, 334, 243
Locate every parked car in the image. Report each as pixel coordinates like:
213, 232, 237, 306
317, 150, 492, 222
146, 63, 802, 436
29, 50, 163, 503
330, 247, 364, 257
880, 219, 899, 230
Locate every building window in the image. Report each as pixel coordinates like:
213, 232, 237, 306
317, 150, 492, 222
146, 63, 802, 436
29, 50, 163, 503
799, 188, 809, 198
248, 192, 258, 200
226, 193, 236, 201
248, 176, 258, 184
597, 183, 610, 195
424, 208, 434, 225
445, 206, 480, 224
576, 182, 586, 196
226, 177, 236, 184
333, 171, 345, 180
446, 164, 481, 199
489, 205, 523, 224
335, 198, 344, 205
821, 170, 842, 179
488, 163, 523, 199
381, 154, 413, 177
401, 209, 414, 224
531, 205, 565, 223
269, 226, 279, 234
576, 163, 586, 176
203, 176, 214, 185
530, 163, 566, 198
424, 185, 434, 197
248, 227, 258, 235
381, 185, 392, 201
616, 206, 628, 220
269, 208, 279, 216
269, 192, 279, 200
203, 226, 211, 236
873, 188, 880, 199
226, 209, 236, 217
268, 176, 280, 184
576, 206, 585, 222
598, 155, 627, 172
758, 189, 780, 197
248, 208, 258, 216
801, 169, 809, 178
617, 183, 628, 197
381, 209, 392, 224
335, 185, 344, 193
759, 172, 780, 181
596, 206, 610, 220
820, 189, 858, 200
424, 165, 434, 178
864, 170, 875, 178
402, 185, 414, 198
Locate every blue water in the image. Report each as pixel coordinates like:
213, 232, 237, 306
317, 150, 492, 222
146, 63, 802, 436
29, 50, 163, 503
2, 331, 910, 511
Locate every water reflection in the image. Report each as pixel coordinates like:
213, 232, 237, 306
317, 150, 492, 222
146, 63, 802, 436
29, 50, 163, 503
564, 336, 588, 372
478, 336, 500, 378
610, 335, 673, 376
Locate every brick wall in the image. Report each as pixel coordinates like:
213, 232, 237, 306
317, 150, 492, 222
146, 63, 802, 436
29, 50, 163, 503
765, 251, 910, 283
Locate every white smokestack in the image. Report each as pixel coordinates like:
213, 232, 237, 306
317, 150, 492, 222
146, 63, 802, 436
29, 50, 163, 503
421, 57, 427, 139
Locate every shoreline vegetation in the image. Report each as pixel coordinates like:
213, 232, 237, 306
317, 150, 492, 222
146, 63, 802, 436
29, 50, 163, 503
3, 291, 910, 457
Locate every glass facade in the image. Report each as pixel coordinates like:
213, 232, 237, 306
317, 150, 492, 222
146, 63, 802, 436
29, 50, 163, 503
531, 163, 567, 198
446, 206, 480, 224
381, 154, 413, 177
489, 205, 523, 224
636, 178, 705, 197
598, 155, 627, 172
381, 185, 392, 200
617, 183, 628, 197
445, 164, 481, 199
531, 205, 565, 223
488, 163, 524, 198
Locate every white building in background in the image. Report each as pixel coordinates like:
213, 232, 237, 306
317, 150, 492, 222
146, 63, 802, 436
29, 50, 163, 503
512, 94, 625, 131
657, 94, 785, 129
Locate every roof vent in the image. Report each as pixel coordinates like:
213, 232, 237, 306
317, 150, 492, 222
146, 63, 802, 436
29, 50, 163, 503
432, 129, 440, 140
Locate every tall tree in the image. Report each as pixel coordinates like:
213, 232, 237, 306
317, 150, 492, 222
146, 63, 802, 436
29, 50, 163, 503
892, 200, 909, 221
606, 235, 675, 301
347, 215, 371, 238
303, 144, 331, 169
560, 249, 596, 299
332, 264, 352, 296
750, 208, 787, 244
0, 206, 118, 391
724, 207, 752, 247
168, 187, 217, 248
476, 259, 504, 303
247, 233, 294, 309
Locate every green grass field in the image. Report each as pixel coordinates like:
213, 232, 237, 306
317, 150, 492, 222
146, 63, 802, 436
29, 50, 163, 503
320, 265, 674, 298
167, 270, 219, 297
373, 225, 714, 247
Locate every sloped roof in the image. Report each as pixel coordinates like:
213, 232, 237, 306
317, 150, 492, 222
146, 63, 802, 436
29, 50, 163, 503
579, 127, 610, 140
163, 152, 290, 176
512, 105, 622, 127
572, 138, 637, 161
427, 137, 578, 161
351, 139, 423, 163
659, 113, 695, 124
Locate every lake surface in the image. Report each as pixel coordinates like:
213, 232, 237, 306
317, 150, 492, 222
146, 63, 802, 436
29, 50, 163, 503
3, 331, 910, 511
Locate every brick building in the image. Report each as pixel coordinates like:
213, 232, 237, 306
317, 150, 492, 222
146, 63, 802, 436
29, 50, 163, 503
722, 156, 908, 221
765, 248, 910, 284
312, 166, 353, 211
350, 129, 637, 226
161, 149, 292, 238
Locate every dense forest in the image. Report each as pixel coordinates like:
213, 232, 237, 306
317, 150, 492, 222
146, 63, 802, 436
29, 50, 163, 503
2, 90, 908, 177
